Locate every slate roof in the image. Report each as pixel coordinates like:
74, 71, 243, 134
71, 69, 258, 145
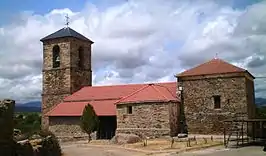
46, 82, 178, 116
40, 27, 93, 42
176, 58, 249, 77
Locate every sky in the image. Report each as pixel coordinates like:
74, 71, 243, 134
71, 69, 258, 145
0, 0, 266, 102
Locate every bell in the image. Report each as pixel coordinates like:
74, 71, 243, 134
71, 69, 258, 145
55, 56, 60, 62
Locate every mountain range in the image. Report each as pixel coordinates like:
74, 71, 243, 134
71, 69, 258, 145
255, 98, 266, 107
15, 101, 41, 112
14, 98, 266, 113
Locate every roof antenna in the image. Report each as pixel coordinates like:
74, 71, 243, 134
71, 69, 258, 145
65, 14, 70, 28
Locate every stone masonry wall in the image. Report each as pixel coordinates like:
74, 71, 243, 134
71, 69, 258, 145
42, 37, 92, 95
70, 69, 91, 93
178, 73, 252, 134
116, 102, 179, 138
42, 69, 71, 95
246, 77, 256, 119
49, 116, 86, 137
70, 38, 92, 91
42, 38, 71, 70
41, 37, 93, 129
169, 102, 180, 136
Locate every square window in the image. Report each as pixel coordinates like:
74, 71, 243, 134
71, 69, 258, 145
127, 106, 132, 114
213, 95, 221, 109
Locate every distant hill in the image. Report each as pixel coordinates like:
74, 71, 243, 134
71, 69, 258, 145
15, 101, 41, 113
255, 98, 266, 107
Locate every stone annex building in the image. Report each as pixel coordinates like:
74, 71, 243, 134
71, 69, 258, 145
41, 26, 256, 139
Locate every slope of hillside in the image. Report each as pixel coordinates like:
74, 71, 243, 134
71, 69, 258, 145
256, 98, 266, 107
15, 101, 41, 112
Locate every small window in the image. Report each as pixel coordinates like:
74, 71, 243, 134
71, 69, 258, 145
213, 95, 221, 109
127, 106, 132, 114
52, 45, 60, 68
78, 47, 84, 69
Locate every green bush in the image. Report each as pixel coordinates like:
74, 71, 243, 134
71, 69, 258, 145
14, 112, 41, 135
256, 107, 266, 119
80, 104, 99, 142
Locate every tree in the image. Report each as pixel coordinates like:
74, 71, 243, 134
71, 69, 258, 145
14, 112, 41, 134
80, 104, 99, 142
256, 107, 266, 119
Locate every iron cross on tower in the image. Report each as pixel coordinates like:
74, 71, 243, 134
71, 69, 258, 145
65, 14, 70, 27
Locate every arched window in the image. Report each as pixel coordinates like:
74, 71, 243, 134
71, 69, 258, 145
52, 45, 60, 68
78, 47, 84, 69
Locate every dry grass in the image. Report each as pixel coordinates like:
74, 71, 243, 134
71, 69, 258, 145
125, 138, 223, 151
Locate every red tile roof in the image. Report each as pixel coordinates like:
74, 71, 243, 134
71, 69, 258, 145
46, 100, 117, 116
177, 58, 247, 77
46, 82, 178, 116
115, 83, 178, 104
64, 82, 177, 101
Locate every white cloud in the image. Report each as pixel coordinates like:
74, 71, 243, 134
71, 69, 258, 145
0, 0, 266, 102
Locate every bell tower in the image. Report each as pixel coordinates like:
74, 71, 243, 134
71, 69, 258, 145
40, 26, 93, 129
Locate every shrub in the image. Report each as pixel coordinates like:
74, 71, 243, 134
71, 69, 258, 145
80, 104, 99, 142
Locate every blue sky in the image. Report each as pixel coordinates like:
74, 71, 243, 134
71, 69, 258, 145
0, 0, 125, 25
0, 0, 262, 26
0, 0, 262, 17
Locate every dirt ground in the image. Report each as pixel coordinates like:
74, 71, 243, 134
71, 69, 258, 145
62, 143, 266, 156
177, 146, 266, 156
62, 144, 144, 156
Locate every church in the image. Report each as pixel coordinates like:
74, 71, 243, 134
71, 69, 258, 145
41, 26, 256, 139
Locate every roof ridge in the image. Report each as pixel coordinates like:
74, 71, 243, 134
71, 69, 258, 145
177, 58, 247, 77
153, 84, 177, 99
218, 59, 246, 71
114, 84, 151, 105
151, 85, 169, 100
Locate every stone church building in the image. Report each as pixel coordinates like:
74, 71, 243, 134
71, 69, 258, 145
41, 26, 256, 139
